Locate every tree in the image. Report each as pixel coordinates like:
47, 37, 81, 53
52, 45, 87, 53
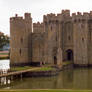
0, 32, 10, 49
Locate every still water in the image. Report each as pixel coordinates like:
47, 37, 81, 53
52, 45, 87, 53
1, 60, 92, 89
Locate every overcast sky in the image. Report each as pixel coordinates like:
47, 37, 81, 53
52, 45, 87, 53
0, 0, 92, 35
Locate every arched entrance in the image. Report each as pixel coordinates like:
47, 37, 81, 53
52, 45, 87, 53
54, 56, 57, 64
66, 49, 73, 61
53, 47, 57, 65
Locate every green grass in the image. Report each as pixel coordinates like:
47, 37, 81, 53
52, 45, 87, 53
10, 66, 32, 71
0, 89, 92, 92
10, 66, 55, 72
31, 67, 55, 72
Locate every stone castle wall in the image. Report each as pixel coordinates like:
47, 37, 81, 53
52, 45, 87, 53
31, 33, 45, 63
73, 12, 89, 65
33, 22, 44, 33
10, 10, 92, 66
43, 13, 58, 64
10, 13, 32, 66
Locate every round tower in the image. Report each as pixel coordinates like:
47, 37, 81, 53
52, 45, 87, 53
10, 13, 32, 66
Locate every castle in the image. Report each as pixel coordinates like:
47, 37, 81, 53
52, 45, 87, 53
10, 10, 92, 67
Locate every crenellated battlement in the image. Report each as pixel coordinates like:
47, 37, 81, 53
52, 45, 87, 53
24, 13, 31, 19
71, 11, 92, 17
33, 22, 43, 27
10, 13, 32, 22
10, 15, 23, 22
47, 13, 56, 18
61, 9, 70, 17
33, 22, 44, 33
43, 13, 57, 23
44, 10, 71, 22
43, 10, 92, 23
10, 10, 92, 26
44, 13, 56, 19
72, 12, 90, 22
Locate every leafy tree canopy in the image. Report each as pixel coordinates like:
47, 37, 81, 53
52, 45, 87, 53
0, 32, 10, 48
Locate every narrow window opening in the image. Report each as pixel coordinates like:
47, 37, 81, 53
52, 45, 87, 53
21, 38, 23, 43
74, 19, 76, 23
20, 49, 21, 56
90, 31, 91, 41
51, 26, 52, 31
68, 36, 71, 40
54, 56, 57, 65
82, 38, 84, 42
56, 36, 57, 41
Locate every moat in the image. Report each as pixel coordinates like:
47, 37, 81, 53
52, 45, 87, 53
1, 60, 92, 89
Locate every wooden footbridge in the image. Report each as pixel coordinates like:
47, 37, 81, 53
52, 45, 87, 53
0, 67, 41, 78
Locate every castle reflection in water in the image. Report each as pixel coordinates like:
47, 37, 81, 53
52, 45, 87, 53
0, 60, 92, 90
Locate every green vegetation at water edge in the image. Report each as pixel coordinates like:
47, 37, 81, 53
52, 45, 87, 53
10, 66, 55, 72
10, 66, 32, 71
0, 32, 9, 49
1, 89, 92, 92
31, 67, 56, 72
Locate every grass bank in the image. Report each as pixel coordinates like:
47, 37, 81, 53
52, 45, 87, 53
10, 66, 32, 71
0, 89, 92, 92
10, 66, 55, 72
31, 67, 56, 71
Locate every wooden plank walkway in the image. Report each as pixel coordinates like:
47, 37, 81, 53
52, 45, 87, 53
0, 67, 41, 78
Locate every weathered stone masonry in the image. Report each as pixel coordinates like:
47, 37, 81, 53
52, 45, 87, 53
10, 10, 92, 66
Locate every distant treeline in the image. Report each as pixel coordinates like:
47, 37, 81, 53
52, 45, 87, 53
0, 32, 9, 49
